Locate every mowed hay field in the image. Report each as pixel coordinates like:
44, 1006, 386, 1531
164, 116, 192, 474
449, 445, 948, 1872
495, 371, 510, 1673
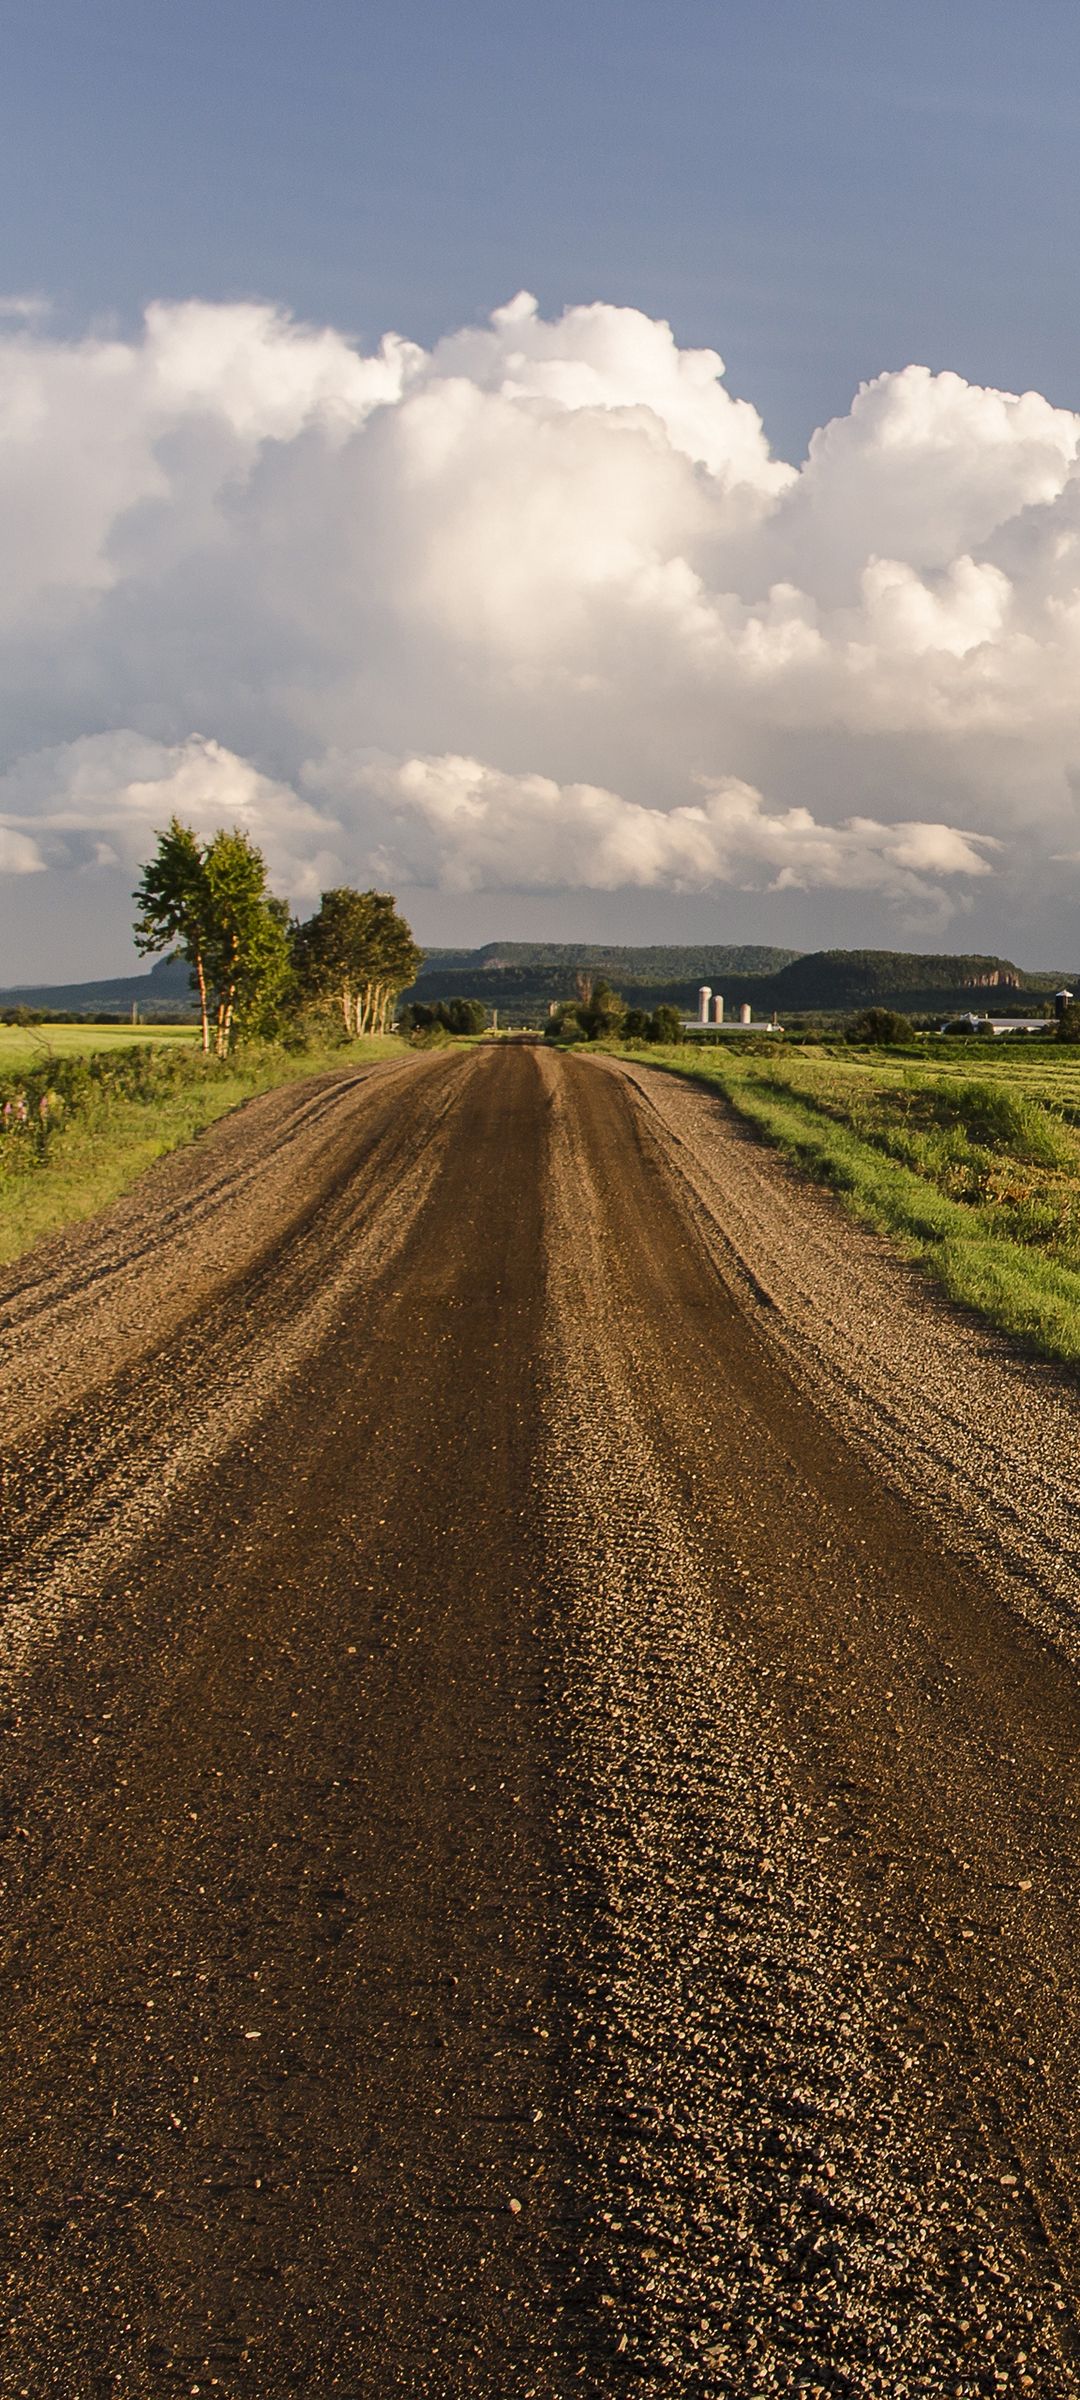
0, 1021, 197, 1072
630, 1037, 1080, 1365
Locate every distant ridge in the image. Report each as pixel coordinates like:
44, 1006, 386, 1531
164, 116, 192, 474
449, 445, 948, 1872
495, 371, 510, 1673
418, 942, 800, 977
407, 944, 1067, 1019
0, 955, 195, 1018
0, 943, 1072, 1023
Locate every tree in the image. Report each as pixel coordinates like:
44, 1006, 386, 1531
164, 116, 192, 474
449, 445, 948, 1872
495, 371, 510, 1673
1056, 1001, 1080, 1043
134, 821, 289, 1057
133, 817, 214, 1052
355, 892, 422, 1035
580, 980, 626, 1040
199, 829, 291, 1056
845, 1007, 912, 1046
400, 996, 486, 1035
292, 888, 421, 1037
543, 1000, 585, 1041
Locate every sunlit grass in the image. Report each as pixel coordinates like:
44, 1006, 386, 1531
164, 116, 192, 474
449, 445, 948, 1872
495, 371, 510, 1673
0, 1033, 401, 1266
0, 1021, 198, 1072
613, 1038, 1080, 1366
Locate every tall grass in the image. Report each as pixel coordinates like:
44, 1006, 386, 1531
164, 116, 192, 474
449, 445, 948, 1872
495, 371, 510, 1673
615, 1039, 1080, 1366
0, 1033, 400, 1267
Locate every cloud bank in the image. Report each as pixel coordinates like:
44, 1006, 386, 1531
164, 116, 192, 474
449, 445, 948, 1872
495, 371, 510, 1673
4, 288, 1080, 967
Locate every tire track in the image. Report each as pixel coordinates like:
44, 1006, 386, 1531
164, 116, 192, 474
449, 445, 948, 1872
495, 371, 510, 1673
540, 1049, 1080, 2396
2, 1045, 1079, 2395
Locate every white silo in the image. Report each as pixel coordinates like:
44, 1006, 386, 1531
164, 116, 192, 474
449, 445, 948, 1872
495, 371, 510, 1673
698, 985, 712, 1024
712, 994, 725, 1024
739, 1002, 752, 1026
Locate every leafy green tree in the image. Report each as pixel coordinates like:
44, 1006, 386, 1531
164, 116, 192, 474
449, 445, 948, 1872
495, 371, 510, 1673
580, 980, 626, 1040
293, 888, 421, 1036
400, 996, 486, 1035
357, 892, 422, 1034
443, 996, 486, 1036
1056, 1001, 1080, 1043
543, 1000, 585, 1041
133, 817, 214, 1051
199, 829, 290, 1056
649, 1003, 683, 1044
134, 821, 289, 1056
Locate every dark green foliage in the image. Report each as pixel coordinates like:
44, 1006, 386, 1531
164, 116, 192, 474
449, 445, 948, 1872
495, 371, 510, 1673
413, 941, 798, 983
134, 820, 290, 1054
1056, 1002, 1080, 1043
399, 997, 486, 1036
203, 836, 292, 1049
773, 951, 1025, 1008
543, 1002, 584, 1042
579, 981, 626, 1039
292, 888, 421, 1036
134, 818, 215, 1047
846, 1008, 913, 1047
548, 991, 681, 1045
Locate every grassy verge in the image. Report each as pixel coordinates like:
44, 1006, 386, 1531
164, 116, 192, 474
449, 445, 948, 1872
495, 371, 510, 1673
609, 1037, 1080, 1366
0, 1033, 401, 1268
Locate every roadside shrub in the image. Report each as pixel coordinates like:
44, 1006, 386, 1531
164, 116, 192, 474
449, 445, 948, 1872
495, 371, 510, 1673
408, 1022, 454, 1048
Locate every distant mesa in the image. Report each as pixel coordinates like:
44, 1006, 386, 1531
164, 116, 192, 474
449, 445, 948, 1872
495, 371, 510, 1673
0, 944, 1069, 1027
403, 945, 1060, 1023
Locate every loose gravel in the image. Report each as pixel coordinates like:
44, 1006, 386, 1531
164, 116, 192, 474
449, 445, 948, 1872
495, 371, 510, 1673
599, 1053, 1080, 1669
539, 1048, 1080, 2395
1, 1043, 1079, 2395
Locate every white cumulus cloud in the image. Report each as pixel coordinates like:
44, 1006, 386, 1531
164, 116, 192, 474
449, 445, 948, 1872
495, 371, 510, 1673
4, 288, 1080, 967
0, 732, 343, 902
338, 752, 996, 917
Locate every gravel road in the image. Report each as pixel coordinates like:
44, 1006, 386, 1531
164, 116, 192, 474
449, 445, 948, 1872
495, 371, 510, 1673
2, 1043, 1079, 2396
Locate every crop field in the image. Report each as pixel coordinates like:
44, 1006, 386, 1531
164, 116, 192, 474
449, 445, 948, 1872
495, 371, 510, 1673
0, 1020, 197, 1073
632, 1036, 1080, 1363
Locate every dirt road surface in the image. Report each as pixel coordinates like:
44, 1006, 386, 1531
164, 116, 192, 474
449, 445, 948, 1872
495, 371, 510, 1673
2, 1044, 1080, 2397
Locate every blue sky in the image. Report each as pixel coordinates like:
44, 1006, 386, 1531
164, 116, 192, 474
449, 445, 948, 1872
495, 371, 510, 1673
7, 0, 1080, 972
6, 0, 1080, 461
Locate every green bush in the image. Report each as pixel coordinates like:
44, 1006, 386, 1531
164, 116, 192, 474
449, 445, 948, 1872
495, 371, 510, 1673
845, 1007, 912, 1046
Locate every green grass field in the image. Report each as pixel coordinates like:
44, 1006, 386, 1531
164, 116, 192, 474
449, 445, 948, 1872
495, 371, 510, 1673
0, 1021, 197, 1072
0, 1030, 400, 1266
616, 1035, 1080, 1367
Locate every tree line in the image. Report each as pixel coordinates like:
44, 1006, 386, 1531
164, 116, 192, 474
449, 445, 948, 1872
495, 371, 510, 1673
133, 818, 421, 1055
544, 980, 684, 1044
